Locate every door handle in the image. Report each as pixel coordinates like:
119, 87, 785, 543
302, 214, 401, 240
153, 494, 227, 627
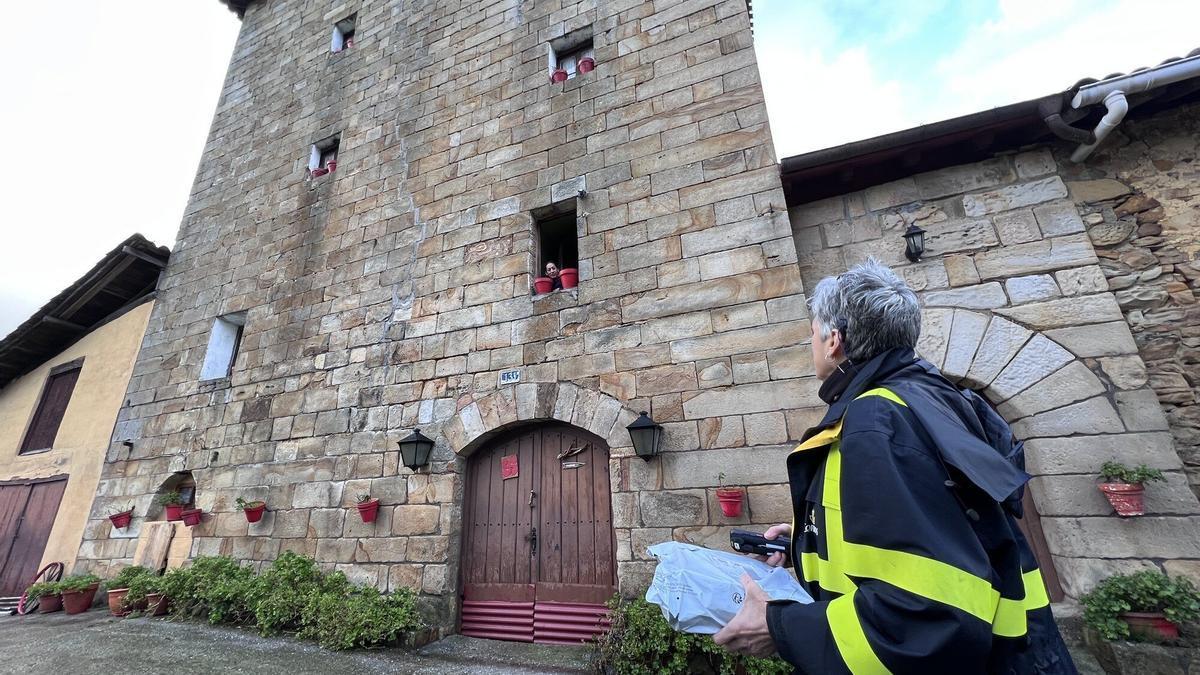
527, 526, 538, 557
528, 489, 536, 507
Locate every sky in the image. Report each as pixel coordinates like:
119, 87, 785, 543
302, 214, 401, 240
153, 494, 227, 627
1, 0, 1198, 337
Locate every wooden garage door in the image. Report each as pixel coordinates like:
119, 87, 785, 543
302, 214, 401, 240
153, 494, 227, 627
461, 424, 615, 644
0, 477, 68, 596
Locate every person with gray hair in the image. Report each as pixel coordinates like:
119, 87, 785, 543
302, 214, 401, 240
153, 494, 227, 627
716, 260, 1075, 673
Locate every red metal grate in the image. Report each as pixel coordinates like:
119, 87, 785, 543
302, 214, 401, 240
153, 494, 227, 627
461, 600, 535, 642
533, 601, 611, 645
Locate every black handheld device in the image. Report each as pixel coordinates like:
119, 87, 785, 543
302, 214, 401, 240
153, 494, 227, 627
729, 529, 791, 557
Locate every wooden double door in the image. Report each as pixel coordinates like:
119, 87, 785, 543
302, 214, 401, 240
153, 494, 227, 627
0, 477, 67, 596
460, 424, 616, 644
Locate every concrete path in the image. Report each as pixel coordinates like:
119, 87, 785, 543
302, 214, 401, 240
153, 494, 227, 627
0, 611, 593, 674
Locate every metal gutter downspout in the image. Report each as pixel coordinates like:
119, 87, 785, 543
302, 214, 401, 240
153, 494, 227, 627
1069, 53, 1200, 161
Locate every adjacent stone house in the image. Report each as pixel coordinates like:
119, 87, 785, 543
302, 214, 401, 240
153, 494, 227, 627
73, 0, 1200, 643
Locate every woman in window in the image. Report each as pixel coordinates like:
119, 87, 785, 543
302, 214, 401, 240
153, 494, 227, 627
544, 261, 563, 291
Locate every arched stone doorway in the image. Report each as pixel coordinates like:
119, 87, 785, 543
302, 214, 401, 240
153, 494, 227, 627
459, 422, 616, 644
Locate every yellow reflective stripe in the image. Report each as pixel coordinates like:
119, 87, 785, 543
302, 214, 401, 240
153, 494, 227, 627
993, 569, 1051, 637
828, 591, 891, 675
823, 441, 842, 510
793, 420, 843, 453
800, 551, 856, 596
855, 387, 907, 407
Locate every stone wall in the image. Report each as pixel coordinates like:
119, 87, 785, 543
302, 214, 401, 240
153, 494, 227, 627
77, 0, 812, 633
789, 145, 1200, 597
1053, 101, 1200, 503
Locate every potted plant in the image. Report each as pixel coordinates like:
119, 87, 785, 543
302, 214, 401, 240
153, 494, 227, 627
550, 67, 568, 83
125, 571, 164, 616
236, 497, 267, 523
106, 565, 152, 616
181, 507, 203, 527
1098, 461, 1165, 517
108, 505, 134, 530
155, 491, 185, 521
1082, 570, 1200, 642
356, 493, 381, 523
716, 472, 745, 518
59, 573, 102, 615
25, 581, 62, 614
533, 276, 554, 294
578, 57, 595, 74
559, 267, 579, 289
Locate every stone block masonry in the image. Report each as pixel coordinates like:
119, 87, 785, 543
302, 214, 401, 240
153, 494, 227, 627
789, 143, 1200, 597
77, 0, 813, 635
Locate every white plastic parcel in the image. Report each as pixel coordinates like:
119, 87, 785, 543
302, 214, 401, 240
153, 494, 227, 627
644, 541, 813, 634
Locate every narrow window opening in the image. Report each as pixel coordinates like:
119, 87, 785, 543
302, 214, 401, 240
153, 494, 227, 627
532, 201, 579, 295
309, 135, 340, 178
549, 28, 595, 83
331, 14, 356, 52
20, 360, 83, 454
200, 312, 246, 381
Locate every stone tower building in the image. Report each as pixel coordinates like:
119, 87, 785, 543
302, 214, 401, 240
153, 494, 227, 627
78, 0, 810, 637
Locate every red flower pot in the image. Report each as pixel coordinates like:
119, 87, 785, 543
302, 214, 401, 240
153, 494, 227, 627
62, 584, 99, 615
578, 57, 595, 74
1099, 482, 1145, 516
551, 68, 568, 83
181, 508, 203, 527
558, 267, 578, 289
717, 488, 745, 517
38, 594, 62, 614
108, 588, 130, 617
534, 277, 554, 294
327, 160, 337, 172
357, 498, 381, 523
146, 593, 169, 616
165, 504, 184, 521
311, 167, 329, 178
242, 501, 267, 523
109, 510, 133, 529
1121, 612, 1179, 641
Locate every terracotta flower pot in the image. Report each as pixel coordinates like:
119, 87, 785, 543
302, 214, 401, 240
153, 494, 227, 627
107, 588, 130, 617
181, 508, 203, 527
146, 593, 169, 616
551, 68, 568, 83
578, 57, 595, 74
311, 167, 329, 178
357, 498, 381, 523
109, 510, 133, 529
1099, 482, 1145, 516
242, 501, 267, 523
1121, 611, 1179, 641
559, 267, 578, 289
165, 504, 184, 521
716, 488, 745, 517
38, 594, 62, 614
62, 584, 99, 615
533, 277, 554, 294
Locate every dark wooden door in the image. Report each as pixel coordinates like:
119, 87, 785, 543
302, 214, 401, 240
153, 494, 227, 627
461, 424, 615, 644
0, 478, 68, 596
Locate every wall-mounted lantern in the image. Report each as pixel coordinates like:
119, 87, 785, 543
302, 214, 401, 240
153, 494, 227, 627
903, 224, 926, 262
398, 428, 434, 471
626, 411, 662, 462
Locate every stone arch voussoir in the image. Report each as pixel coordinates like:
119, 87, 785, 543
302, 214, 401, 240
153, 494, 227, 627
445, 382, 640, 458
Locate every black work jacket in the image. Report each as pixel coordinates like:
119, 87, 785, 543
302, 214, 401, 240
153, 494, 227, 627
766, 348, 1076, 674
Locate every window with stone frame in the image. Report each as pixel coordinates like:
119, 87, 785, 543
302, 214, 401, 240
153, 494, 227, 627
533, 200, 579, 291
331, 14, 356, 52
199, 312, 246, 381
548, 27, 594, 81
308, 134, 340, 177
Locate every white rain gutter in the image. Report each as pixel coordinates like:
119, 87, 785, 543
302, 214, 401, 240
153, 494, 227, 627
1069, 53, 1200, 161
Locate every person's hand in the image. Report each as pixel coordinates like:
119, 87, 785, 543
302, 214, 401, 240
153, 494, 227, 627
714, 573, 776, 657
750, 523, 791, 568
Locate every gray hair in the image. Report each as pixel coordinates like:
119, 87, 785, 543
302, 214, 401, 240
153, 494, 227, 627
808, 259, 921, 362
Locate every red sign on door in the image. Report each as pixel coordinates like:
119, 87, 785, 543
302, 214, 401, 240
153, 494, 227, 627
501, 454, 518, 480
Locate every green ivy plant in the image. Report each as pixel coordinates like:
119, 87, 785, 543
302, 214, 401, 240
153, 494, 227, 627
26, 581, 62, 598
124, 571, 162, 606
154, 491, 184, 506
235, 497, 265, 510
58, 573, 101, 593
1081, 570, 1200, 640
110, 565, 153, 590
595, 596, 791, 675
1099, 462, 1166, 485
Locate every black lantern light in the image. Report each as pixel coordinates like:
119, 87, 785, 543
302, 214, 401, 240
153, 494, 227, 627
398, 428, 435, 471
626, 411, 663, 462
903, 224, 926, 262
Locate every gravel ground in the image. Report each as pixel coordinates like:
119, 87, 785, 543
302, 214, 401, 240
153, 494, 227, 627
0, 610, 593, 674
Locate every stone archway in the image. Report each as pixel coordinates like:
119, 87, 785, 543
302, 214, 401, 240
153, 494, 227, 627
442, 382, 640, 459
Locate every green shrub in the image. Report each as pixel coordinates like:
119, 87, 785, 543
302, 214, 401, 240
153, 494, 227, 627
1082, 570, 1200, 640
250, 551, 329, 636
110, 565, 153, 590
595, 597, 791, 675
163, 556, 256, 625
298, 584, 421, 651
26, 581, 61, 598
1099, 462, 1166, 485
154, 490, 184, 506
124, 571, 162, 606
58, 573, 101, 593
